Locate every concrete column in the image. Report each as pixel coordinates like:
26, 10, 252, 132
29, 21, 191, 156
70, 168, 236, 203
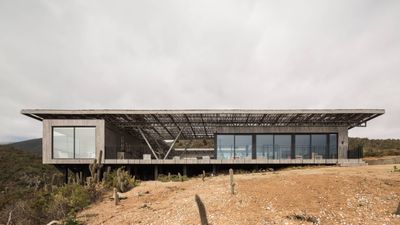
154, 165, 158, 180
212, 165, 217, 175
134, 166, 139, 178
338, 127, 348, 159
183, 165, 187, 176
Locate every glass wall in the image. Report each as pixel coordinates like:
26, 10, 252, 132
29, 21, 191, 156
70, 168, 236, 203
295, 135, 310, 159
311, 134, 327, 159
216, 135, 234, 159
75, 128, 96, 158
256, 135, 273, 159
329, 134, 338, 159
216, 133, 338, 160
53, 128, 74, 158
235, 135, 252, 159
274, 135, 291, 159
53, 127, 96, 159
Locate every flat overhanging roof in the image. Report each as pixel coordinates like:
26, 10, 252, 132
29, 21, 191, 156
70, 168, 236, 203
21, 109, 384, 139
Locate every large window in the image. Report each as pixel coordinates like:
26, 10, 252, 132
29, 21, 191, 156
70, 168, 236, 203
329, 134, 338, 159
53, 128, 74, 158
256, 135, 273, 159
311, 134, 327, 159
53, 127, 96, 159
295, 135, 310, 159
216, 135, 234, 159
274, 135, 291, 159
217, 133, 338, 160
235, 135, 252, 159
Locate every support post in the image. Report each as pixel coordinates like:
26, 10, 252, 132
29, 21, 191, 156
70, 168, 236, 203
183, 165, 187, 176
164, 127, 184, 159
154, 165, 158, 180
212, 165, 217, 175
138, 128, 159, 159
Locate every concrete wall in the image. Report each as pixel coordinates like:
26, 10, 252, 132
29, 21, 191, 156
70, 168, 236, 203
42, 119, 105, 164
216, 126, 349, 159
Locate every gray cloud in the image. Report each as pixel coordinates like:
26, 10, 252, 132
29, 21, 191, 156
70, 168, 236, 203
0, 0, 399, 142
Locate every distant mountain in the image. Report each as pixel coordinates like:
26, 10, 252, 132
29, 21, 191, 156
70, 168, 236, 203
8, 138, 42, 155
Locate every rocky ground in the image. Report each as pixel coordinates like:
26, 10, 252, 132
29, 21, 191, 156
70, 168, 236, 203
78, 164, 400, 225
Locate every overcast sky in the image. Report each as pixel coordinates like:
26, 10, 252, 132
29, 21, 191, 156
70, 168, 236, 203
0, 0, 399, 143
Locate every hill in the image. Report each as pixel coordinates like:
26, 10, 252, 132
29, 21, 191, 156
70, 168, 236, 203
0, 145, 61, 224
349, 137, 400, 157
8, 138, 42, 155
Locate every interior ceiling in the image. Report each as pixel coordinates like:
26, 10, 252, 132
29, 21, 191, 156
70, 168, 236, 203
22, 109, 384, 140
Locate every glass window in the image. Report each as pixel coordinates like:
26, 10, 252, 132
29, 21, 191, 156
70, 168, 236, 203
329, 134, 338, 159
274, 135, 291, 159
216, 135, 234, 159
235, 135, 252, 159
75, 127, 96, 158
295, 135, 310, 159
311, 134, 327, 159
256, 135, 273, 159
53, 128, 74, 159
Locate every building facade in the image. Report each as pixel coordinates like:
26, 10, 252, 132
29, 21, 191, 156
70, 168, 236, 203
22, 109, 384, 177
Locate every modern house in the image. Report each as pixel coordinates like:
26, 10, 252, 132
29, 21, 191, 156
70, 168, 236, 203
22, 109, 384, 178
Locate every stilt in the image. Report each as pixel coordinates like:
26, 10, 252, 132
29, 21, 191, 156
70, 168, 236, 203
212, 164, 217, 175
253, 164, 258, 172
183, 165, 187, 176
154, 165, 158, 180
134, 166, 139, 177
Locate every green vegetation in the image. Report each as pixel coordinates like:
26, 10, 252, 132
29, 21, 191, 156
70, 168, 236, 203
102, 167, 138, 192
349, 137, 400, 157
0, 145, 138, 225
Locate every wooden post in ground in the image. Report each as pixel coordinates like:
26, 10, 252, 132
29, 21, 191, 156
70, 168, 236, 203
229, 168, 235, 195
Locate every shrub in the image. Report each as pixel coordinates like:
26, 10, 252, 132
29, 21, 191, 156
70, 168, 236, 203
48, 184, 91, 218
63, 216, 84, 225
103, 167, 137, 192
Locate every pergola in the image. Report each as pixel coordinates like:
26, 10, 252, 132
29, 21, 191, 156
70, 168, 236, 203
22, 109, 384, 140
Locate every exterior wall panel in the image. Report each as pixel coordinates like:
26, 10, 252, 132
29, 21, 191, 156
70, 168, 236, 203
42, 119, 105, 164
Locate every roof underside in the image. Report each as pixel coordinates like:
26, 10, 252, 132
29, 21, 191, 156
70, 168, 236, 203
21, 109, 384, 140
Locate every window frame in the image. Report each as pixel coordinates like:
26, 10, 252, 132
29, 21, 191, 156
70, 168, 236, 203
52, 126, 96, 159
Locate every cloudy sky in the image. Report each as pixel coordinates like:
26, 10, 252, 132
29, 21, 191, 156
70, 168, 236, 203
0, 0, 399, 143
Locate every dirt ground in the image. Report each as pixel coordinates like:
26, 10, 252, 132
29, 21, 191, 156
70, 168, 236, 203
78, 164, 400, 225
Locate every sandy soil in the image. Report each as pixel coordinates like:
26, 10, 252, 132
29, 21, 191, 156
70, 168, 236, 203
78, 164, 400, 225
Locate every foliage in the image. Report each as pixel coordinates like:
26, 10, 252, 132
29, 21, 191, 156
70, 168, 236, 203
0, 145, 105, 225
63, 216, 85, 225
349, 137, 400, 157
102, 167, 137, 192
49, 184, 91, 218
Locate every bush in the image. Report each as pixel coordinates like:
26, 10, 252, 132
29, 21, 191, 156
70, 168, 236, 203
48, 184, 91, 219
103, 167, 137, 192
63, 216, 84, 225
